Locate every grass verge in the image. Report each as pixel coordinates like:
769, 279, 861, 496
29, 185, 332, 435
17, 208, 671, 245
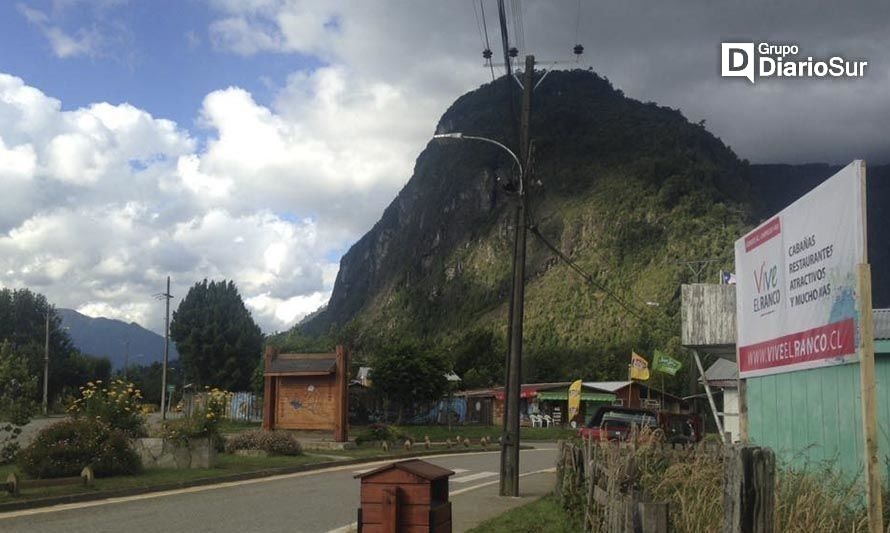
468, 495, 581, 533
0, 453, 325, 503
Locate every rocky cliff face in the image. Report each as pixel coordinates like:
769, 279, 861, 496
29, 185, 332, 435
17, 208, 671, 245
297, 69, 889, 374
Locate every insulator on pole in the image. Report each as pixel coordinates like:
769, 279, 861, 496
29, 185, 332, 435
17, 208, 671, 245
483, 48, 493, 60
508, 47, 519, 58
573, 44, 584, 56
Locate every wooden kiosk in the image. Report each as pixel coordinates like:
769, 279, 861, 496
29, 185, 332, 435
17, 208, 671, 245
262, 345, 349, 442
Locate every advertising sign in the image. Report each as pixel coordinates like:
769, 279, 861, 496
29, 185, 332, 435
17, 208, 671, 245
734, 160, 866, 378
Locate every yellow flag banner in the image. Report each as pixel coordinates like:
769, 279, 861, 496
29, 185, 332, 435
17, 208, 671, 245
630, 352, 650, 381
567, 379, 582, 421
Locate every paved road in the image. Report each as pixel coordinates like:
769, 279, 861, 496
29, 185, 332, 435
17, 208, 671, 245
0, 446, 558, 533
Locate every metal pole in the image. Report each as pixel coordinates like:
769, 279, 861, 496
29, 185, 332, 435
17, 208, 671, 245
161, 276, 171, 420
500, 54, 534, 498
693, 350, 725, 440
43, 309, 50, 416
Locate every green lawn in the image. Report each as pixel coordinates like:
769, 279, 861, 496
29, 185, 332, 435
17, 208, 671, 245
0, 453, 326, 503
217, 419, 262, 434
468, 495, 581, 533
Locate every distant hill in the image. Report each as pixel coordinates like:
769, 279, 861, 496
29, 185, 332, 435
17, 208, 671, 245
59, 308, 178, 370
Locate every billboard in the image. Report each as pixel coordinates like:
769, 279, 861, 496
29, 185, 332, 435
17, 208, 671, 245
734, 160, 866, 378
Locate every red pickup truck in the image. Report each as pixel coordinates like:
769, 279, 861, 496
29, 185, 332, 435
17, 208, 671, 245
578, 405, 703, 444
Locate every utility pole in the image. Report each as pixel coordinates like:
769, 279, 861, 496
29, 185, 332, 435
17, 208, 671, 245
43, 308, 50, 416
500, 54, 534, 498
158, 276, 172, 420
123, 339, 130, 382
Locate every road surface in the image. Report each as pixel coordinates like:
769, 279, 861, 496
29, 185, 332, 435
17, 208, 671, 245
0, 446, 558, 533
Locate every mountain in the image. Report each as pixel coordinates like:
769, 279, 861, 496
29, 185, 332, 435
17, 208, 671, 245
59, 308, 178, 370
285, 70, 889, 383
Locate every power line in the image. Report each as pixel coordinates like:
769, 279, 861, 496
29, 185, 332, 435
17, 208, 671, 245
478, 0, 496, 81
527, 225, 648, 323
471, 0, 486, 49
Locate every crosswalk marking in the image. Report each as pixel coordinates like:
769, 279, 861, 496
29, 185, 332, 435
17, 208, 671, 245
451, 471, 497, 483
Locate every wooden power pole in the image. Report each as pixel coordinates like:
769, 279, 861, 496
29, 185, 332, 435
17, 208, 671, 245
500, 54, 534, 497
159, 276, 172, 420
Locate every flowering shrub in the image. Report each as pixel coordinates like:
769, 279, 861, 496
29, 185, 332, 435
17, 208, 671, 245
17, 418, 142, 478
225, 430, 302, 456
163, 388, 229, 445
67, 379, 146, 437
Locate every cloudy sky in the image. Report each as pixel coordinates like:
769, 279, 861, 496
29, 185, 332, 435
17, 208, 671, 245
0, 1, 887, 335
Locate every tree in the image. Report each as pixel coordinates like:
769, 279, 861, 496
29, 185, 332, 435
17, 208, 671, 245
450, 329, 504, 390
170, 280, 263, 390
0, 288, 76, 406
370, 339, 448, 424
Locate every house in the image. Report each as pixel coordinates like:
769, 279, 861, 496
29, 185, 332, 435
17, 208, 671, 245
262, 346, 349, 442
584, 381, 688, 414
459, 381, 687, 427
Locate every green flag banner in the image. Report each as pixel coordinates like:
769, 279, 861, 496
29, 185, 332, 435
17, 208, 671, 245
652, 349, 683, 376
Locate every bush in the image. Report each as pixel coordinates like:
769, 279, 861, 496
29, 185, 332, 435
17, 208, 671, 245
163, 388, 228, 445
17, 418, 142, 478
67, 379, 146, 437
354, 423, 406, 445
225, 430, 302, 456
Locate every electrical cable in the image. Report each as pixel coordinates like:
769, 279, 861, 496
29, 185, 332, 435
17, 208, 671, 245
472, 0, 487, 49
479, 1, 496, 82
527, 225, 649, 323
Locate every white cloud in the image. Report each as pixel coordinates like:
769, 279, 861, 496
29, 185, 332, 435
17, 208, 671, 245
0, 73, 344, 333
17, 3, 102, 58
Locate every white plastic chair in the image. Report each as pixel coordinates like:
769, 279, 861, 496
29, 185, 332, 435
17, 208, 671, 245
542, 414, 553, 427
530, 414, 542, 427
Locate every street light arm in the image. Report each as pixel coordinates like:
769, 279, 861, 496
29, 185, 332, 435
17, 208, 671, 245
432, 133, 523, 180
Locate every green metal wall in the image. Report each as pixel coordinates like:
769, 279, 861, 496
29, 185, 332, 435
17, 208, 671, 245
747, 355, 890, 479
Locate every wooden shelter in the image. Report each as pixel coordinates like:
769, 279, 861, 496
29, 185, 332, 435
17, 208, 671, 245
262, 345, 349, 442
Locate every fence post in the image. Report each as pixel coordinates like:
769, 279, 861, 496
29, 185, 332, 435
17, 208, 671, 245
723, 445, 775, 533
638, 501, 668, 533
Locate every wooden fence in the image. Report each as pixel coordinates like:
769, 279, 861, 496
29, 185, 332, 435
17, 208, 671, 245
555, 439, 775, 533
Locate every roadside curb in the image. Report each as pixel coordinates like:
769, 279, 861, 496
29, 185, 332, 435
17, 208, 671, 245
0, 446, 504, 514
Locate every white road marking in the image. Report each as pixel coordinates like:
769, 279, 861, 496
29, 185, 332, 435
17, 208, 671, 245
451, 471, 497, 483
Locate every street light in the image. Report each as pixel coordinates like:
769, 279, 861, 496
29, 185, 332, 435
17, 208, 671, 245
433, 130, 527, 497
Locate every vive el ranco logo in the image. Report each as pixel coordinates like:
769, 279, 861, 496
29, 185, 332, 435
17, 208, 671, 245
721, 42, 868, 83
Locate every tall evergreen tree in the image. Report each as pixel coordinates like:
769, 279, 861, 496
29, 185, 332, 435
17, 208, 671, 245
0, 288, 76, 404
170, 280, 263, 390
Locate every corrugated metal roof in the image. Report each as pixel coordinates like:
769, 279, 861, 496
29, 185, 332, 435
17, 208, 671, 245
876, 309, 890, 340
702, 358, 738, 383
355, 459, 454, 480
265, 357, 336, 374
583, 381, 632, 393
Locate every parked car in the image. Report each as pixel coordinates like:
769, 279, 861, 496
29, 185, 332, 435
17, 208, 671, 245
578, 405, 703, 444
